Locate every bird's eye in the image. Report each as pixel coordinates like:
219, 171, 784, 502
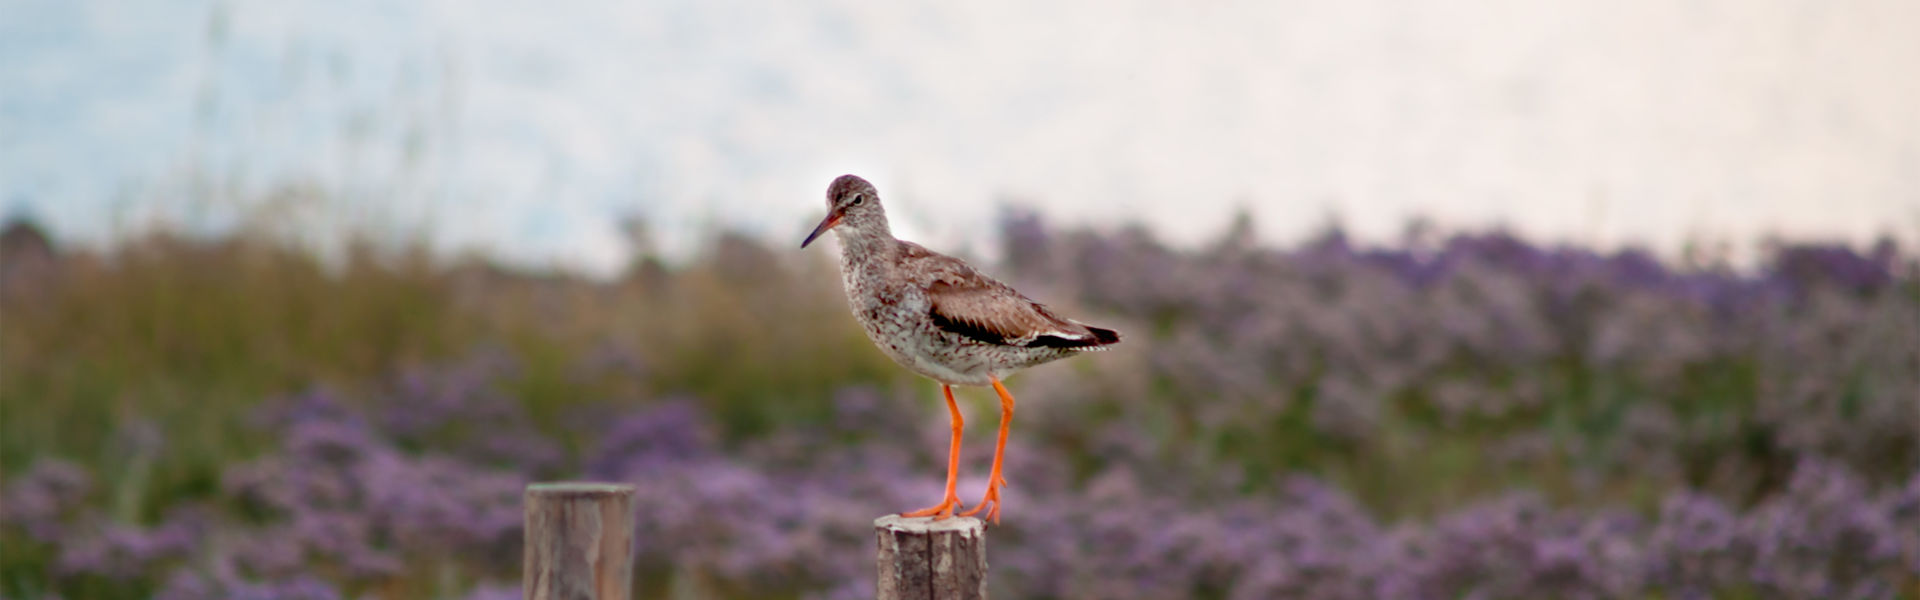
850, 194, 864, 206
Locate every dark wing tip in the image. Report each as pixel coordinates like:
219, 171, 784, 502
1088, 326, 1121, 345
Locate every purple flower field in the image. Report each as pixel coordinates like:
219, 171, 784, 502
2, 215, 1916, 599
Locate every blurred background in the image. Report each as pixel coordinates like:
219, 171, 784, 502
2, 1, 1916, 599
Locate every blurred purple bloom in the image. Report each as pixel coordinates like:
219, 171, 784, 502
55, 512, 203, 579
0, 458, 92, 542
462, 582, 521, 600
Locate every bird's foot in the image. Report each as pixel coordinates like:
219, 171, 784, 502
959, 475, 1009, 525
900, 493, 964, 520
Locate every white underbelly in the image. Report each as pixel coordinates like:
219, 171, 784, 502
865, 326, 996, 386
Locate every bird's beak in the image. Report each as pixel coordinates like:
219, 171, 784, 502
801, 212, 841, 248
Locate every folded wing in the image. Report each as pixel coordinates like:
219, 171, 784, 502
927, 280, 1119, 349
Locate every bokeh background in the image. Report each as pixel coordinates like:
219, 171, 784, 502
3, 1, 1917, 599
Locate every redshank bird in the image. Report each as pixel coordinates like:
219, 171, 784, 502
801, 174, 1121, 524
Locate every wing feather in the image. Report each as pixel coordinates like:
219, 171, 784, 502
897, 241, 1119, 349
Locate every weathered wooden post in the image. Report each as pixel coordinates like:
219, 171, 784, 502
874, 515, 988, 599
524, 482, 635, 600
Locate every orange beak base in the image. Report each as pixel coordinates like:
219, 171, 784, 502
801, 213, 841, 248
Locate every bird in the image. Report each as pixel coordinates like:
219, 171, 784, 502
801, 174, 1121, 524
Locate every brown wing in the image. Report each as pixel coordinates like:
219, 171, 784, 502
905, 243, 1119, 348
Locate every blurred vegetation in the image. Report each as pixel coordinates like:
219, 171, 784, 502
0, 219, 903, 520
2, 209, 1915, 599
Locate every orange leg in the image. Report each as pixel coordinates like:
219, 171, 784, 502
960, 377, 1015, 524
901, 384, 964, 519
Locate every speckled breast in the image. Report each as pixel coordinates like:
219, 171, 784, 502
841, 260, 999, 385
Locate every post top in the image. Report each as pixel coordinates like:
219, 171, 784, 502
525, 482, 635, 496
874, 514, 986, 534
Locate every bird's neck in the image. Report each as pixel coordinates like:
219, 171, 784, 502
834, 225, 896, 263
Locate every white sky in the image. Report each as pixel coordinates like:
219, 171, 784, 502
4, 0, 1916, 276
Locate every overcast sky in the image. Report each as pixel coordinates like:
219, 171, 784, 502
4, 0, 1916, 275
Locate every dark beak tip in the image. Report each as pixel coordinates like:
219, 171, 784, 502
801, 214, 838, 249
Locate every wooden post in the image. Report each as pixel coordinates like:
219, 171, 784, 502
524, 482, 635, 600
874, 515, 987, 600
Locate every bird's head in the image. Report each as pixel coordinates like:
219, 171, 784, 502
802, 174, 887, 248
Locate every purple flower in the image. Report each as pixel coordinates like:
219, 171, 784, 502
0, 458, 92, 542
56, 515, 201, 579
